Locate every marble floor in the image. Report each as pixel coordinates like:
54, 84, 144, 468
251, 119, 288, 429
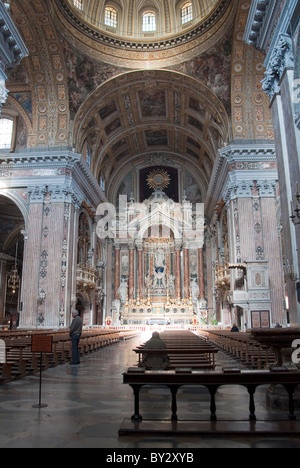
0, 332, 300, 449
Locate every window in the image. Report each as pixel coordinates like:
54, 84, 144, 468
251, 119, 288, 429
143, 12, 156, 32
105, 6, 118, 28
100, 174, 105, 192
73, 0, 83, 11
181, 2, 193, 25
0, 118, 13, 150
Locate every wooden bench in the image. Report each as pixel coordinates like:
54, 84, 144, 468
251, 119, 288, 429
199, 330, 277, 370
0, 328, 135, 384
135, 331, 219, 370
122, 369, 300, 426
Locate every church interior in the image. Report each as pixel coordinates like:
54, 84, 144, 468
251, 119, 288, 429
0, 0, 300, 449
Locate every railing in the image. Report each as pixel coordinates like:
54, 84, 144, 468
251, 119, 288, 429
76, 263, 97, 292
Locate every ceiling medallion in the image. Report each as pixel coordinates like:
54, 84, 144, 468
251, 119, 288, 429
147, 169, 171, 191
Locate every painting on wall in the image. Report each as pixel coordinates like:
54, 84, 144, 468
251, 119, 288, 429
138, 90, 167, 119
105, 117, 121, 136
145, 130, 168, 147
99, 101, 117, 121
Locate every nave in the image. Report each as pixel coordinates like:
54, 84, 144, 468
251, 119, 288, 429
0, 332, 299, 449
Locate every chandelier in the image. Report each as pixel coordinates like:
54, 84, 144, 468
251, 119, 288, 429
7, 241, 21, 294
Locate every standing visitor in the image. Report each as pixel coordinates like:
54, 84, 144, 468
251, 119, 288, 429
69, 310, 83, 365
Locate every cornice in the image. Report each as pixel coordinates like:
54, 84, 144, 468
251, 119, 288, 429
0, 1, 28, 67
0, 149, 106, 209
0, 149, 81, 168
205, 141, 277, 219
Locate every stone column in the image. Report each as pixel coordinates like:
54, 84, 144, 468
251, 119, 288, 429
0, 257, 7, 321
19, 185, 82, 329
183, 246, 190, 300
137, 243, 144, 297
114, 245, 121, 300
129, 244, 135, 301
198, 247, 205, 300
175, 244, 182, 301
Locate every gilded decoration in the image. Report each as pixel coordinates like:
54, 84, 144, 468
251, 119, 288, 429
231, 0, 274, 141
52, 0, 238, 69
6, 0, 70, 148
72, 69, 231, 199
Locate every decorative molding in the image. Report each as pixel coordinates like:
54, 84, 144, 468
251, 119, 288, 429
0, 0, 28, 112
0, 149, 106, 208
262, 33, 295, 100
243, 0, 272, 50
205, 142, 277, 217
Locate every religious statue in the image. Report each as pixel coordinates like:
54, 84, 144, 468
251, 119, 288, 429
153, 266, 167, 289
145, 274, 153, 291
118, 278, 128, 303
191, 277, 199, 303
167, 275, 176, 296
154, 248, 165, 269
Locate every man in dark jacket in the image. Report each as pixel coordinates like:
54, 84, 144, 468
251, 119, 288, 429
69, 310, 83, 365
142, 332, 170, 370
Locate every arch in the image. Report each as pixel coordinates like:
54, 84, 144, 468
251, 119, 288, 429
0, 194, 26, 326
73, 69, 231, 203
0, 191, 28, 229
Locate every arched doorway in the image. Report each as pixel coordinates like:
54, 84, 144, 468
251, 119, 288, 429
0, 195, 25, 329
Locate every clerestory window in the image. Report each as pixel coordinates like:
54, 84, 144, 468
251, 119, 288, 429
181, 2, 193, 25
105, 6, 118, 28
0, 118, 14, 150
143, 12, 156, 32
73, 0, 83, 11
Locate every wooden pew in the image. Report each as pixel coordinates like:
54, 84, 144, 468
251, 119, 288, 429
122, 368, 300, 425
135, 331, 219, 370
199, 330, 277, 370
0, 328, 130, 384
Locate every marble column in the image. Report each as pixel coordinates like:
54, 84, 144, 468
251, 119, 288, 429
198, 247, 205, 300
114, 245, 120, 300
137, 244, 144, 297
183, 246, 190, 300
129, 244, 135, 301
175, 245, 182, 301
0, 257, 7, 321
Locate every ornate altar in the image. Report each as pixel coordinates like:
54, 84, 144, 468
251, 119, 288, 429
111, 179, 206, 327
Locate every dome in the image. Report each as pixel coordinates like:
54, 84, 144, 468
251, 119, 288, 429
64, 0, 223, 42
54, 0, 235, 68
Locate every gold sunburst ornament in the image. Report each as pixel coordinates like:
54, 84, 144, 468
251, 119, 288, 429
147, 169, 171, 191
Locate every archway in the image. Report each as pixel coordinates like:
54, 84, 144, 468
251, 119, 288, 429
0, 195, 25, 329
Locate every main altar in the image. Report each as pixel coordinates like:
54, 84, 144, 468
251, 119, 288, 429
110, 170, 207, 327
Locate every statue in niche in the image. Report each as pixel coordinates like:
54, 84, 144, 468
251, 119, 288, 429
191, 277, 200, 303
153, 248, 167, 289
167, 275, 176, 296
154, 248, 165, 269
153, 266, 167, 289
118, 278, 128, 303
145, 274, 153, 291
